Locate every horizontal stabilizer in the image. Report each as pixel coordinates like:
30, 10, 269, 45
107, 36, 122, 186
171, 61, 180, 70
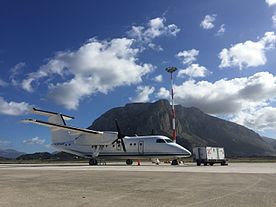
22, 119, 103, 135
31, 108, 74, 121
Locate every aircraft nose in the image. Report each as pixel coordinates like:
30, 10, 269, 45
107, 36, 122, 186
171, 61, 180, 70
177, 145, 192, 157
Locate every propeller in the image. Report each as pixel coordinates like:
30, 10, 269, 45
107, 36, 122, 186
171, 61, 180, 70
112, 119, 126, 152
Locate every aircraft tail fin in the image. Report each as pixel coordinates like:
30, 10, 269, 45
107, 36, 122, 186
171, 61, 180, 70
27, 108, 75, 143
31, 108, 74, 126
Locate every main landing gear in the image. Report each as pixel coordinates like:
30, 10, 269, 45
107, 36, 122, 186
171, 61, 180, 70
171, 159, 179, 165
126, 159, 133, 165
89, 158, 98, 166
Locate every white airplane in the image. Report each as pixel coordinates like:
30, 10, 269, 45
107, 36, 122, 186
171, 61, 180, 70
23, 108, 191, 165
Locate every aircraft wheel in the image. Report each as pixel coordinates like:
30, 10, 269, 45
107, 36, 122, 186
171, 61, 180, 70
171, 159, 179, 165
89, 158, 98, 165
126, 159, 133, 165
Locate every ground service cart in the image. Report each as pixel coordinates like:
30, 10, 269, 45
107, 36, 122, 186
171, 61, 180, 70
193, 147, 228, 166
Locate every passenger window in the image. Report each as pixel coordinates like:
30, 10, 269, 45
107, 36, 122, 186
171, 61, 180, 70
156, 139, 166, 143
165, 139, 173, 143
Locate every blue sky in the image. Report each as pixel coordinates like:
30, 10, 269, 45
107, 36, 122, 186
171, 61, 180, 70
1, 0, 276, 153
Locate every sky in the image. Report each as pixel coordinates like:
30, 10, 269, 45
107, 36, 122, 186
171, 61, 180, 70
1, 0, 276, 153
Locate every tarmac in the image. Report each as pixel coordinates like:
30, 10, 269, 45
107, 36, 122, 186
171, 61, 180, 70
0, 162, 276, 207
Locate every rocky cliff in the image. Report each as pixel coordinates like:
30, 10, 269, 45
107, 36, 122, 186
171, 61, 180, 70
89, 99, 276, 156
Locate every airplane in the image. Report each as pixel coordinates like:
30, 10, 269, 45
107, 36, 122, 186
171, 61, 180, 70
23, 108, 192, 165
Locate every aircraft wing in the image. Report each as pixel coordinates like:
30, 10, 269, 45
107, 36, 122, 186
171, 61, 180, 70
22, 119, 103, 135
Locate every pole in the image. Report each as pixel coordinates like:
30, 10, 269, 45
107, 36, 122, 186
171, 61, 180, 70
165, 67, 177, 143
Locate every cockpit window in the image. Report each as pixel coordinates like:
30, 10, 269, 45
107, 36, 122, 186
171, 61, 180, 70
165, 139, 173, 143
156, 139, 166, 143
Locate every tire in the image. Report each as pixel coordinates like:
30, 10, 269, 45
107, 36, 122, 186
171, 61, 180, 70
204, 162, 207, 166
126, 159, 133, 165
196, 161, 201, 166
210, 163, 214, 166
171, 159, 179, 165
89, 158, 98, 165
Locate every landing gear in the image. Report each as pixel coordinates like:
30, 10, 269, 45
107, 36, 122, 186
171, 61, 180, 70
171, 159, 179, 165
89, 158, 98, 166
126, 159, 133, 165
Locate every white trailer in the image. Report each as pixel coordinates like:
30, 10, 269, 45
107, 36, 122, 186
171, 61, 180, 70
193, 147, 228, 166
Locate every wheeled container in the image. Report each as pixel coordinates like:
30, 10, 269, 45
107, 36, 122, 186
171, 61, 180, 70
193, 147, 228, 166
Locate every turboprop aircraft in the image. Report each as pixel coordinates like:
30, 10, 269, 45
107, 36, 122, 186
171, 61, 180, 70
23, 108, 191, 165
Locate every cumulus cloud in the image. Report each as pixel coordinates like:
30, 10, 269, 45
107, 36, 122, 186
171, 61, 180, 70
156, 72, 276, 115
200, 14, 216, 30
153, 74, 163, 82
219, 32, 276, 69
130, 85, 155, 102
0, 79, 8, 87
266, 0, 276, 6
10, 62, 26, 87
156, 87, 170, 100
216, 24, 225, 36
0, 140, 11, 147
272, 15, 276, 28
0, 97, 31, 115
177, 49, 199, 65
23, 137, 45, 145
22, 38, 153, 109
232, 106, 276, 131
177, 64, 210, 78
128, 17, 180, 45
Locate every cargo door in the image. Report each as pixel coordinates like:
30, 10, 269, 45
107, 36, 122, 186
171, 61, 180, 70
138, 141, 144, 155
218, 148, 225, 159
206, 147, 217, 160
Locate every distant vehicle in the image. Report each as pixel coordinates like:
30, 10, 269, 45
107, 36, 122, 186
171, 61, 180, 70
23, 108, 191, 165
193, 147, 228, 166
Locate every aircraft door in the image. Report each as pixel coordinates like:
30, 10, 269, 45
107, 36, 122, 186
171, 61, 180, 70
138, 141, 144, 154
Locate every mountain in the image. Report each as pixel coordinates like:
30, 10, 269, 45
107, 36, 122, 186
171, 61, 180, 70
0, 149, 25, 159
262, 136, 276, 151
89, 99, 276, 157
16, 151, 84, 160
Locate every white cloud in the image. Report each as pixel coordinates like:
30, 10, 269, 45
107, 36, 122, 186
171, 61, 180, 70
153, 74, 163, 82
0, 97, 31, 116
130, 85, 155, 102
232, 106, 276, 131
200, 14, 216, 30
177, 64, 210, 79
219, 32, 276, 69
266, 0, 276, 6
0, 140, 11, 147
22, 38, 153, 109
10, 62, 26, 87
23, 137, 45, 145
156, 87, 170, 100
216, 24, 225, 36
0, 79, 8, 87
272, 15, 276, 28
177, 49, 199, 65
156, 72, 276, 115
128, 17, 180, 45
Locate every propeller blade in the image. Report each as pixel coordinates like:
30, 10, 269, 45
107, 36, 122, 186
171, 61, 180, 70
120, 138, 126, 152
113, 119, 126, 152
115, 119, 124, 139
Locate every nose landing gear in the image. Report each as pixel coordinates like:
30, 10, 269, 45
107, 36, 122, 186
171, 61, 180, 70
89, 158, 98, 165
